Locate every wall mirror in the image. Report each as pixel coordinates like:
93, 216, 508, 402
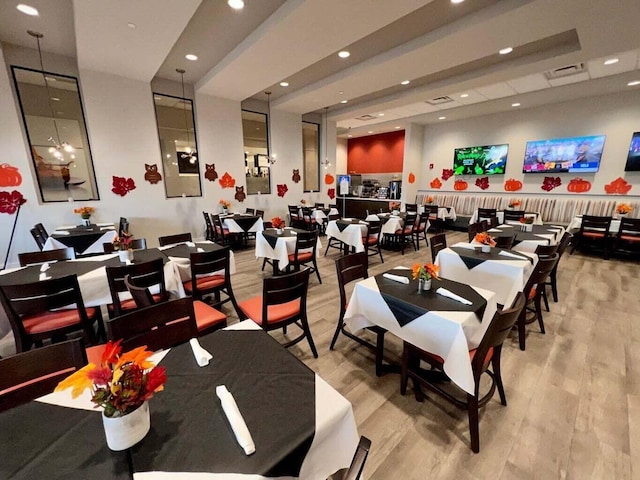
12, 66, 99, 202
302, 121, 320, 192
242, 110, 271, 195
152, 93, 202, 198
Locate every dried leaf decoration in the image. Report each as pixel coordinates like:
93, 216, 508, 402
0, 164, 22, 187
605, 177, 632, 195
219, 172, 236, 189
324, 173, 335, 185
277, 184, 288, 198
475, 177, 490, 190
112, 176, 136, 197
430, 177, 442, 189
0, 190, 27, 214
327, 188, 335, 200
441, 169, 454, 181
407, 172, 416, 184
541, 176, 561, 192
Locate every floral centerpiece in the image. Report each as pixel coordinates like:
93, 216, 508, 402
475, 232, 496, 252
74, 206, 95, 226
507, 200, 521, 209
412, 262, 439, 292
219, 199, 231, 213
616, 203, 632, 215
55, 340, 166, 450
271, 216, 285, 232
519, 216, 534, 224
424, 196, 434, 204
300, 199, 307, 205
112, 231, 134, 250
390, 201, 400, 213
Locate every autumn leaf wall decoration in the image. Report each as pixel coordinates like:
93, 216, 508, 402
541, 176, 561, 192
112, 176, 136, 197
0, 190, 26, 214
277, 184, 288, 197
327, 188, 335, 200
219, 172, 236, 189
604, 177, 632, 195
430, 178, 442, 189
441, 169, 454, 181
475, 177, 490, 190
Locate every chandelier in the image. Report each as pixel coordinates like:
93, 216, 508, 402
321, 107, 331, 169
176, 69, 197, 165
28, 30, 74, 161
265, 91, 276, 165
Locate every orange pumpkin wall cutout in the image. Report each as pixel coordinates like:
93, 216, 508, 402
504, 178, 522, 192
430, 177, 442, 189
324, 173, 334, 185
219, 172, 236, 189
605, 177, 632, 195
407, 172, 416, 184
567, 178, 591, 193
454, 179, 468, 191
0, 164, 22, 187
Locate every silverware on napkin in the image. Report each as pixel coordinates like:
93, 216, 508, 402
216, 385, 256, 455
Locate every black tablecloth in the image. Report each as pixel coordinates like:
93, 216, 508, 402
160, 242, 224, 259
222, 215, 260, 232
450, 246, 532, 269
261, 228, 302, 250
51, 225, 112, 254
374, 270, 487, 327
336, 219, 363, 232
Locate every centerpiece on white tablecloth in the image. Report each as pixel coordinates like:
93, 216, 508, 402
519, 216, 534, 232
616, 203, 632, 217
424, 196, 434, 205
55, 340, 166, 451
271, 216, 285, 234
219, 199, 231, 214
412, 261, 439, 292
73, 206, 95, 227
507, 200, 521, 210
475, 232, 496, 253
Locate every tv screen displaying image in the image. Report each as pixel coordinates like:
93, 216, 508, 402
624, 132, 640, 172
523, 135, 606, 173
453, 144, 508, 175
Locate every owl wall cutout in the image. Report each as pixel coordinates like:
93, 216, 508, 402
144, 164, 162, 184
292, 169, 301, 183
204, 164, 218, 182
234, 186, 246, 202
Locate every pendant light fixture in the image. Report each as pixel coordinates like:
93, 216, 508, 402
321, 107, 331, 169
28, 30, 74, 161
265, 91, 276, 165
176, 68, 197, 165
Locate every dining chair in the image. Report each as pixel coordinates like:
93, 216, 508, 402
158, 232, 192, 247
210, 214, 229, 245
18, 247, 76, 267
301, 206, 319, 232
324, 213, 345, 256
288, 205, 303, 229
342, 436, 372, 480
613, 217, 640, 257
329, 253, 388, 377
0, 274, 102, 353
488, 216, 499, 228
105, 258, 167, 318
494, 234, 515, 250
411, 213, 430, 251
124, 274, 227, 336
401, 292, 526, 453
238, 268, 317, 358
35, 223, 49, 239
245, 208, 255, 214
314, 202, 325, 209
102, 238, 147, 254
545, 231, 572, 303
570, 215, 612, 259
118, 217, 129, 235
363, 220, 384, 264
203, 211, 215, 242
468, 222, 482, 242
429, 233, 447, 262
517, 253, 558, 351
287, 230, 322, 283
395, 212, 417, 255
255, 209, 265, 219
30, 227, 47, 251
107, 298, 198, 352
0, 338, 87, 413
477, 208, 497, 222
503, 210, 526, 223
534, 243, 559, 311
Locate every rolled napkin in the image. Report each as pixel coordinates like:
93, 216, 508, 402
382, 273, 410, 284
436, 287, 472, 305
100, 226, 115, 231
216, 385, 256, 456
453, 243, 476, 250
499, 250, 528, 260
185, 241, 196, 247
197, 247, 205, 253
40, 262, 50, 272
190, 338, 213, 367
39, 273, 51, 281
487, 228, 502, 233
499, 224, 513, 228
124, 259, 133, 266
52, 230, 70, 235
96, 222, 115, 227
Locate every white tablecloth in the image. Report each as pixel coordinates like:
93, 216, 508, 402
366, 214, 408, 235
435, 242, 537, 307
419, 205, 457, 222
343, 270, 498, 395
486, 225, 565, 254
222, 216, 264, 234
469, 210, 543, 225
44, 230, 118, 255
325, 220, 368, 253
254, 229, 322, 270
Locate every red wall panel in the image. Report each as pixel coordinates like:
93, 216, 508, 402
347, 130, 405, 173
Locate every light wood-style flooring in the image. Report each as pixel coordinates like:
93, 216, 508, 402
225, 230, 640, 480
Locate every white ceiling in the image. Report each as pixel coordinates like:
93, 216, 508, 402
1, 0, 639, 136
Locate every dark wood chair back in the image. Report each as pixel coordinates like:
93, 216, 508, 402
189, 247, 232, 296
124, 274, 155, 308
103, 238, 147, 253
256, 209, 265, 219
618, 217, 640, 237
328, 213, 340, 221
488, 217, 499, 228
424, 204, 438, 218
203, 211, 214, 241
495, 235, 515, 250
105, 258, 167, 317
430, 233, 447, 261
404, 212, 418, 229
0, 338, 87, 412
523, 254, 558, 298
535, 244, 559, 256
336, 253, 368, 317
118, 217, 129, 235
479, 219, 489, 232
314, 202, 325, 209
414, 212, 429, 232
35, 223, 49, 238
30, 227, 47, 250
262, 268, 310, 327
478, 208, 497, 220
405, 203, 418, 213
582, 214, 612, 233
503, 210, 526, 222
107, 298, 198, 352
468, 222, 482, 242
245, 208, 255, 214
158, 232, 192, 246
343, 436, 372, 480
18, 247, 75, 266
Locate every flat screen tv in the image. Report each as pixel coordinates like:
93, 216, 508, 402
624, 132, 640, 172
522, 135, 606, 173
453, 144, 508, 175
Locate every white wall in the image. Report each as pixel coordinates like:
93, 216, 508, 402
420, 89, 640, 199
402, 124, 424, 204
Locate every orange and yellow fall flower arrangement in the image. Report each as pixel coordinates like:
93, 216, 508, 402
616, 203, 632, 215
474, 232, 496, 246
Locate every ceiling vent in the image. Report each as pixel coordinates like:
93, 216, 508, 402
355, 114, 376, 121
544, 63, 586, 79
425, 96, 454, 106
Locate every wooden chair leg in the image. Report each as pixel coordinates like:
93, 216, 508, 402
518, 310, 526, 351
329, 317, 343, 350
400, 344, 410, 395
467, 393, 480, 453
542, 288, 550, 312
534, 294, 545, 334
492, 351, 507, 406
375, 331, 385, 377
550, 271, 558, 302
301, 316, 318, 358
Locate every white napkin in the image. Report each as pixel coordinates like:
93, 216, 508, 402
40, 263, 50, 272
39, 273, 51, 281
216, 385, 256, 455
53, 230, 70, 235
197, 247, 205, 253
185, 241, 196, 247
124, 259, 133, 266
383, 273, 410, 284
453, 243, 476, 250
436, 287, 472, 305
342, 218, 352, 221
499, 224, 513, 228
190, 338, 213, 367
100, 226, 116, 231
290, 231, 297, 235
57, 225, 76, 230
487, 228, 502, 233
499, 250, 528, 260
96, 222, 115, 227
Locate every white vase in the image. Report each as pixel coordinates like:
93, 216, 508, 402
276, 228, 283, 234
81, 218, 91, 227
102, 401, 150, 451
118, 249, 134, 263
423, 278, 432, 291
481, 244, 491, 253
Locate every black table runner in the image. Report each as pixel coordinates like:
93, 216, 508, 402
160, 242, 223, 259
51, 224, 112, 254
222, 215, 260, 232
374, 270, 487, 327
450, 246, 532, 269
261, 228, 302, 250
336, 219, 364, 232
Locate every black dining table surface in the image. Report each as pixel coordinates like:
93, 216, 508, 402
51, 224, 114, 254
450, 246, 533, 270
261, 228, 305, 249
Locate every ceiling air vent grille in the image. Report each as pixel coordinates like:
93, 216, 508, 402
425, 96, 453, 106
355, 114, 376, 121
544, 63, 586, 79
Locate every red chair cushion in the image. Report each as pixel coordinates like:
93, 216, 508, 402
620, 235, 640, 242
238, 296, 301, 325
288, 252, 313, 262
583, 231, 605, 238
22, 308, 97, 335
361, 236, 378, 245
183, 275, 225, 293
528, 286, 537, 301
193, 300, 227, 331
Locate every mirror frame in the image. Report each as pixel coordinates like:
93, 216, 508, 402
242, 109, 271, 195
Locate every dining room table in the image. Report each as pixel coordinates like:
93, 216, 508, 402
325, 218, 368, 254
486, 224, 566, 253
419, 205, 458, 222
221, 214, 264, 234
0, 321, 360, 480
254, 227, 321, 272
566, 214, 621, 233
343, 267, 498, 394
469, 210, 543, 225
44, 223, 119, 255
435, 242, 537, 307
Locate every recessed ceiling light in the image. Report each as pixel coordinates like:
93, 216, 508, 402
451, 0, 464, 3
228, 0, 244, 9
127, 22, 136, 29
368, 131, 373, 134
16, 4, 38, 16
499, 47, 513, 55
51, 97, 60, 101
378, 113, 384, 117
460, 93, 469, 98
628, 80, 640, 87
438, 116, 446, 120
185, 54, 198, 61
338, 51, 351, 59
512, 102, 521, 107
401, 80, 410, 85
340, 100, 348, 104
279, 81, 289, 87
604, 58, 619, 65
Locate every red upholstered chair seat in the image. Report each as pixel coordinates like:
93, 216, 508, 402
183, 275, 225, 293
620, 234, 640, 242
0, 368, 76, 396
215, 226, 229, 235
193, 300, 227, 331
288, 251, 313, 262
361, 235, 378, 245
421, 346, 494, 368
238, 296, 301, 325
108, 294, 163, 313
22, 308, 97, 335
583, 231, 605, 238
396, 227, 413, 235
